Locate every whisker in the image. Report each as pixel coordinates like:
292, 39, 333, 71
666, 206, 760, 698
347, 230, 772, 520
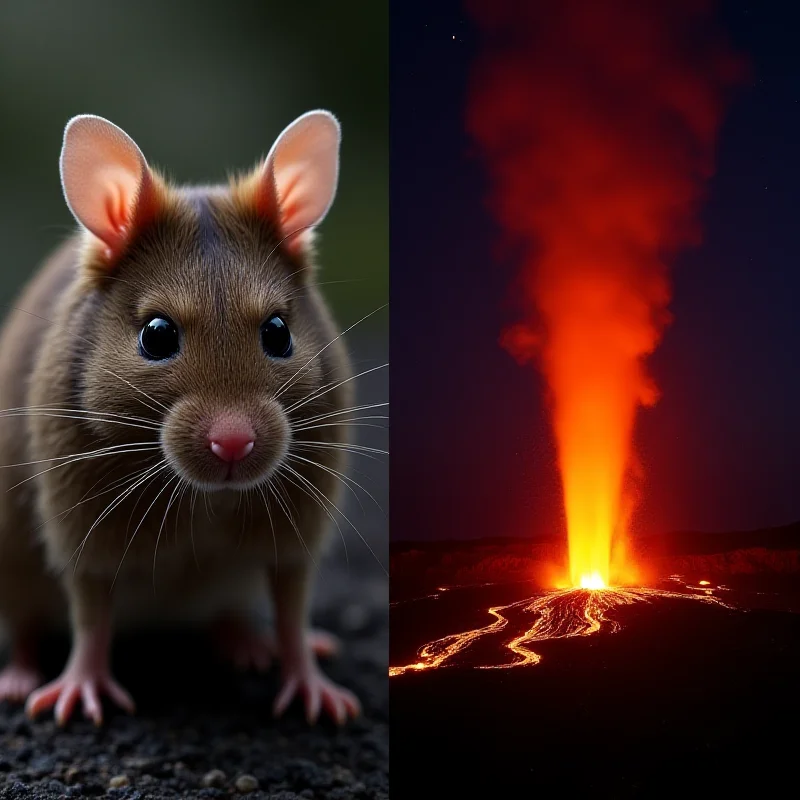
274, 306, 388, 401
277, 465, 349, 570
0, 412, 160, 432
96, 366, 168, 415
258, 223, 317, 272
290, 402, 388, 427
281, 277, 367, 303
289, 452, 365, 516
189, 488, 200, 573
203, 492, 214, 521
292, 422, 388, 436
110, 469, 175, 591
66, 460, 168, 575
293, 441, 388, 457
125, 459, 172, 541
268, 475, 319, 574
8, 445, 162, 490
287, 453, 385, 517
284, 362, 388, 417
152, 477, 183, 592
282, 464, 387, 575
2, 305, 169, 415
1, 441, 160, 471
173, 479, 189, 545
0, 404, 160, 428
35, 460, 158, 534
257, 483, 279, 580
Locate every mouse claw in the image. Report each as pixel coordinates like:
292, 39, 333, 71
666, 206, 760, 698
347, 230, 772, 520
26, 671, 135, 726
273, 664, 360, 726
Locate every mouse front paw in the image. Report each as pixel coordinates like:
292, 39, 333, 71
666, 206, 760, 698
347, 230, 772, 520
273, 662, 360, 725
26, 667, 135, 726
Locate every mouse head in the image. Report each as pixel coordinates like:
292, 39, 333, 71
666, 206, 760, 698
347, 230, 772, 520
60, 112, 346, 491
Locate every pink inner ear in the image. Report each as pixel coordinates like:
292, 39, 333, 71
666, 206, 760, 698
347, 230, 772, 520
99, 166, 140, 236
259, 111, 340, 250
60, 116, 152, 260
277, 167, 304, 226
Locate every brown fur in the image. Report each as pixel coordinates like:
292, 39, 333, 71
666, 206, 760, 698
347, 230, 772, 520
0, 171, 351, 640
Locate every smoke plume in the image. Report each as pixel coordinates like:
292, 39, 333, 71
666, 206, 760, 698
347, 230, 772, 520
466, 0, 746, 585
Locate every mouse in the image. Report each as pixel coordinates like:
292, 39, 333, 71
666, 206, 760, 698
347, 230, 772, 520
0, 111, 363, 726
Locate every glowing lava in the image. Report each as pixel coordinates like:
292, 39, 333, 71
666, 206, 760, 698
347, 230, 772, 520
389, 579, 733, 677
579, 572, 606, 590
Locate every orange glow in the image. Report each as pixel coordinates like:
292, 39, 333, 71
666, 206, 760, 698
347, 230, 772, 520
466, 0, 746, 589
579, 572, 606, 590
699, 580, 710, 586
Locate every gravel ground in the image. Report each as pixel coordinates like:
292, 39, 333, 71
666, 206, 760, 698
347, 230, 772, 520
0, 332, 389, 800
0, 570, 387, 800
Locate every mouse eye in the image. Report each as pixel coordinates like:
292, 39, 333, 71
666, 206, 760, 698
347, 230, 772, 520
261, 314, 293, 359
139, 316, 180, 361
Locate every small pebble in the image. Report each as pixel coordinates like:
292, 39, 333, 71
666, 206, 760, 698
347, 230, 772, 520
235, 774, 259, 793
202, 769, 227, 788
64, 766, 81, 784
109, 774, 130, 789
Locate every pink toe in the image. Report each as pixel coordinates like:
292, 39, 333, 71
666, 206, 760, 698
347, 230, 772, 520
105, 680, 135, 714
273, 678, 297, 717
26, 683, 60, 717
344, 692, 361, 718
55, 684, 80, 726
322, 690, 346, 725
305, 684, 322, 724
81, 683, 102, 725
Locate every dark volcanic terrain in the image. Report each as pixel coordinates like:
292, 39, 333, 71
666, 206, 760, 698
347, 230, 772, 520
1, 567, 388, 800
390, 523, 800, 797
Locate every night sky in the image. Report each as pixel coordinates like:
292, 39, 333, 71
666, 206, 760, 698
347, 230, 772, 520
391, 0, 800, 543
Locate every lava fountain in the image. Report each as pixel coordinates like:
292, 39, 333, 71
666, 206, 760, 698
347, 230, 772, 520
466, 0, 745, 587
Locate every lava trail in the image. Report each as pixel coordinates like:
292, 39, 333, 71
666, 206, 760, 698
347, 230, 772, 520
389, 578, 732, 676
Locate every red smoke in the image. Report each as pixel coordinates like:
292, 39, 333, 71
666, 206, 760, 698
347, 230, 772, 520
466, 0, 746, 585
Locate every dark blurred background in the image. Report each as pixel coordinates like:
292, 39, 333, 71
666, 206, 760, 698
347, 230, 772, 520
0, 0, 387, 322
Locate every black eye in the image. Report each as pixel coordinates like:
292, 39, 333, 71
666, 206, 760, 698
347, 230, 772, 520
139, 316, 180, 361
261, 314, 293, 358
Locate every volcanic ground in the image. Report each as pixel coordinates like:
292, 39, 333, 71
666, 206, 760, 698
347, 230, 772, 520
390, 522, 800, 797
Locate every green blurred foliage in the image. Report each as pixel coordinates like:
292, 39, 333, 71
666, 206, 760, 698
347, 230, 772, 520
0, 0, 387, 324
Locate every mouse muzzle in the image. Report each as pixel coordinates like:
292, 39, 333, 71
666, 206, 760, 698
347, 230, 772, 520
161, 396, 290, 491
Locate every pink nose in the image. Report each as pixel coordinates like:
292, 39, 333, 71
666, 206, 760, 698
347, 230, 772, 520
208, 419, 255, 463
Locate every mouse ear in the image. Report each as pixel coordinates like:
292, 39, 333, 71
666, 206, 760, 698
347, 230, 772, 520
60, 115, 160, 263
254, 110, 341, 253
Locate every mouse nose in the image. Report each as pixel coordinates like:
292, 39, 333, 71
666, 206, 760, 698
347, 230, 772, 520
207, 417, 255, 463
